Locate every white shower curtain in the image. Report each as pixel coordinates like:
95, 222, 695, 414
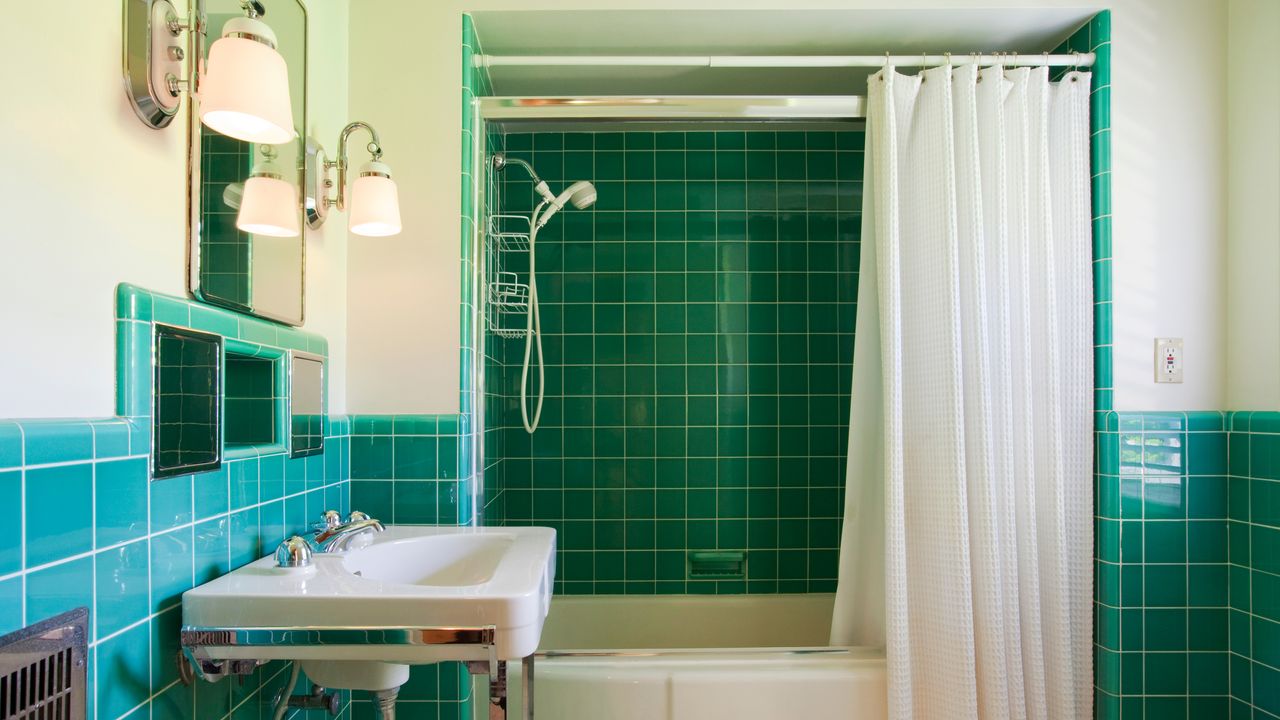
831, 64, 1094, 720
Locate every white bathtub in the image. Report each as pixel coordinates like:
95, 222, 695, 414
485, 594, 887, 720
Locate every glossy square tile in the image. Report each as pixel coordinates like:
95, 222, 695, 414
25, 463, 92, 567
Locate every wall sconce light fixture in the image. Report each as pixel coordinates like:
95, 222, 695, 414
123, 0, 295, 144
237, 145, 300, 237
305, 122, 403, 237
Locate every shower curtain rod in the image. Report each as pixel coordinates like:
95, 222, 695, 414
474, 53, 1096, 69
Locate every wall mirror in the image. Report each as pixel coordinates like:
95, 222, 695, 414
188, 0, 308, 325
153, 324, 222, 479
289, 353, 325, 457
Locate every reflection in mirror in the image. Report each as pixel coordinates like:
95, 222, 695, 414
153, 325, 222, 479
290, 354, 324, 457
192, 0, 307, 324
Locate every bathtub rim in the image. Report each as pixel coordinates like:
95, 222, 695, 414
536, 645, 884, 660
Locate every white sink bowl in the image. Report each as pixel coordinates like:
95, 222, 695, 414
181, 525, 556, 690
344, 533, 515, 587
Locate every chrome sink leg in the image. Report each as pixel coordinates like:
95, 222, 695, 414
373, 687, 399, 720
488, 660, 508, 720
522, 655, 534, 720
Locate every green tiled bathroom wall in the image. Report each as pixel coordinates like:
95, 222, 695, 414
1095, 411, 1280, 720
1095, 411, 1231, 719
1226, 412, 1280, 719
349, 414, 470, 525
487, 128, 861, 595
0, 284, 354, 720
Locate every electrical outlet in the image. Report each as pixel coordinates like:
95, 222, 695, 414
1154, 338, 1183, 383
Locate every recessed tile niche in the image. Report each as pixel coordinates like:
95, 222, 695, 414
224, 352, 282, 447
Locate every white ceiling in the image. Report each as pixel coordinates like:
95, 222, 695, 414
472, 9, 1096, 96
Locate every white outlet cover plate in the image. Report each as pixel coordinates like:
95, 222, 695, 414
1155, 337, 1183, 383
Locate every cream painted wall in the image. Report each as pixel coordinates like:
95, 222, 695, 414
302, 0, 351, 415
1225, 0, 1280, 410
346, 0, 1230, 414
0, 0, 350, 418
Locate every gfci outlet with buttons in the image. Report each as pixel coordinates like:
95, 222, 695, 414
1154, 338, 1183, 383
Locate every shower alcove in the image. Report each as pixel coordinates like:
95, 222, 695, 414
459, 8, 1108, 719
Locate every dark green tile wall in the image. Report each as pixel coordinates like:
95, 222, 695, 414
488, 129, 861, 595
224, 355, 277, 445
1226, 412, 1280, 719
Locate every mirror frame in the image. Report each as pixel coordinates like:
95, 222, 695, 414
185, 0, 309, 326
152, 323, 224, 479
288, 350, 326, 458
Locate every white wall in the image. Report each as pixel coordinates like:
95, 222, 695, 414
346, 0, 1231, 414
1225, 0, 1280, 411
0, 0, 350, 419
303, 0, 352, 415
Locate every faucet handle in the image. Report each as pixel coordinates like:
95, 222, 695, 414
275, 536, 314, 568
347, 510, 371, 523
314, 510, 343, 531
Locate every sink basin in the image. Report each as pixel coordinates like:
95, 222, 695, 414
344, 533, 515, 586
181, 525, 556, 690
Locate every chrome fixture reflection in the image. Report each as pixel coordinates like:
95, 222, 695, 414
491, 153, 597, 434
306, 122, 403, 237
312, 512, 385, 552
237, 144, 300, 237
123, 0, 296, 144
274, 535, 314, 568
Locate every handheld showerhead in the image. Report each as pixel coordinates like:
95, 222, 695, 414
535, 180, 597, 228
562, 180, 597, 209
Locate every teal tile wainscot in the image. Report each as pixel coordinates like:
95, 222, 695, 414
346, 415, 475, 717
0, 283, 353, 720
1226, 412, 1280, 719
1094, 411, 1280, 720
1095, 411, 1231, 719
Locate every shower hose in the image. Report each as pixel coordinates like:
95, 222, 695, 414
519, 204, 546, 433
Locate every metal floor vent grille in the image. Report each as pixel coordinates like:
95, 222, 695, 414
0, 608, 88, 720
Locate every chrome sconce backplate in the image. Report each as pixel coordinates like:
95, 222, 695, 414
304, 137, 331, 230
123, 0, 193, 129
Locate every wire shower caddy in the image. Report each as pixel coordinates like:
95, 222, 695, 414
486, 214, 533, 339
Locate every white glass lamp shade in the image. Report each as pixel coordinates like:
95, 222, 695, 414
200, 17, 295, 145
349, 161, 402, 237
237, 165, 300, 237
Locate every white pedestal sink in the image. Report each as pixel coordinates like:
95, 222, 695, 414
180, 525, 556, 696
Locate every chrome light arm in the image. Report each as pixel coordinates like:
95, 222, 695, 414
305, 121, 386, 229
332, 122, 384, 212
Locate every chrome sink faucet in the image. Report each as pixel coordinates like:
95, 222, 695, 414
313, 510, 385, 553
